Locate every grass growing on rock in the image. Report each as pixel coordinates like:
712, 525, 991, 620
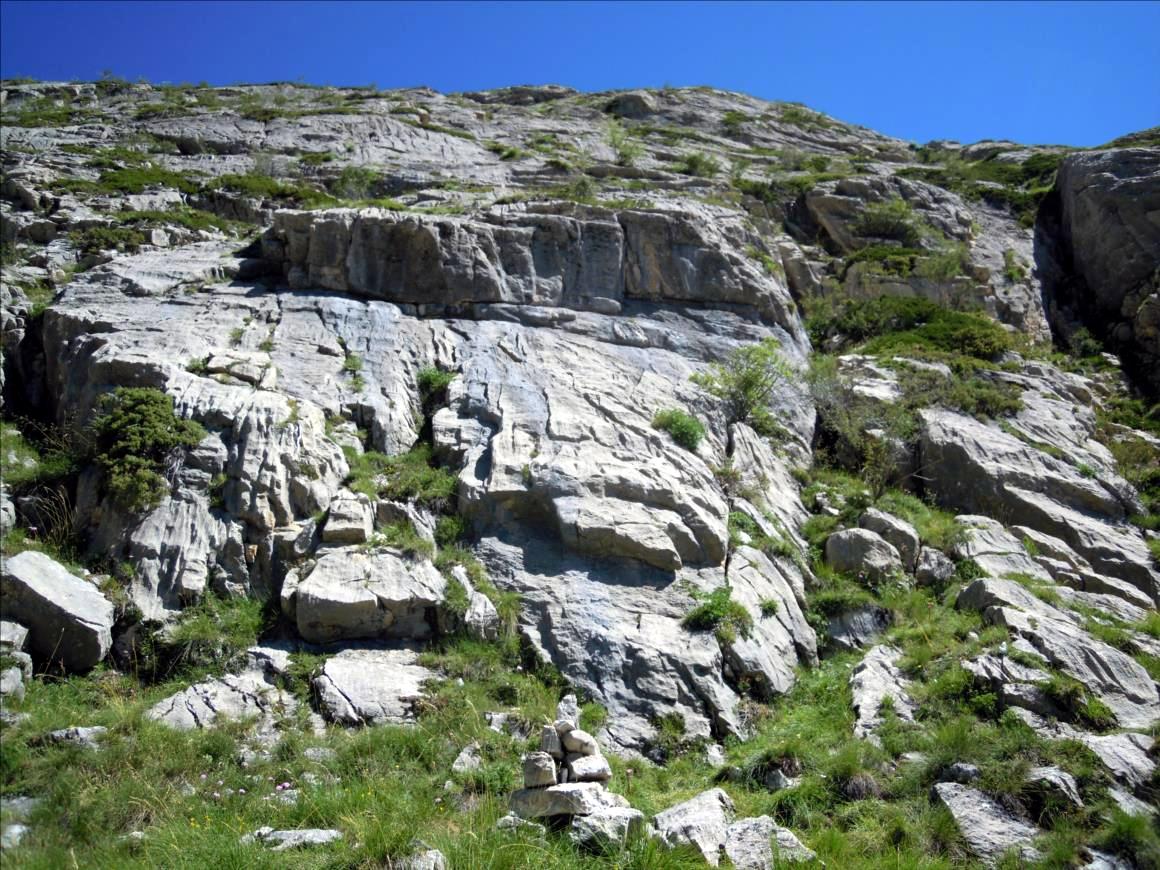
651, 408, 705, 451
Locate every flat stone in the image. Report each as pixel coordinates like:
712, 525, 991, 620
509, 782, 629, 819
241, 826, 342, 850
46, 725, 107, 750
540, 724, 563, 759
725, 815, 817, 868
850, 645, 915, 746
931, 782, 1041, 865
313, 647, 433, 726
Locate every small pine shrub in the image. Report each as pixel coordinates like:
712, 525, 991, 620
651, 408, 705, 451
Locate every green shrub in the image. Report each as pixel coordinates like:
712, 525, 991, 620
914, 243, 971, 280
651, 408, 706, 451
682, 586, 753, 644
434, 515, 466, 547
343, 444, 457, 508
721, 110, 749, 136
1002, 248, 1026, 283
677, 152, 721, 178
417, 366, 455, 400
372, 521, 435, 560
68, 225, 147, 255
608, 119, 644, 167
343, 352, 363, 374
93, 387, 206, 513
690, 338, 793, 437
759, 598, 780, 617
853, 197, 922, 246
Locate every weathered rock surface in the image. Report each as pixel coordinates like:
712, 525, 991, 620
931, 782, 1041, 865
312, 647, 433, 725
724, 815, 818, 867
147, 670, 294, 731
509, 782, 629, 819
241, 827, 342, 851
295, 549, 447, 643
850, 645, 914, 745
650, 788, 734, 865
825, 528, 903, 581
569, 807, 644, 852
859, 508, 919, 570
1, 551, 114, 671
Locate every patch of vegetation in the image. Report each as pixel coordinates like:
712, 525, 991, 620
417, 366, 455, 402
676, 152, 721, 178
68, 225, 147, 256
651, 408, 705, 451
778, 104, 832, 129
607, 119, 644, 167
681, 586, 753, 645
115, 207, 248, 235
369, 521, 435, 560
690, 338, 793, 438
721, 110, 750, 136
205, 173, 336, 208
1002, 248, 1026, 283
343, 444, 457, 509
93, 387, 206, 513
486, 140, 528, 161
852, 197, 923, 246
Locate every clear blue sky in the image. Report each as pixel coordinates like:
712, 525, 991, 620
2, 1, 1157, 146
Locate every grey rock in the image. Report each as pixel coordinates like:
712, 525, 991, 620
396, 848, 448, 870
509, 782, 629, 819
313, 647, 433, 726
561, 728, 600, 756
931, 782, 1041, 865
570, 806, 644, 852
556, 693, 581, 728
0, 667, 24, 702
725, 815, 817, 868
826, 604, 892, 651
452, 742, 482, 774
540, 725, 563, 759
0, 620, 29, 651
1106, 785, 1155, 818
495, 811, 546, 835
824, 528, 903, 582
241, 826, 342, 850
915, 547, 956, 587
522, 751, 557, 787
295, 549, 446, 643
859, 508, 920, 570
1055, 149, 1160, 392
1026, 765, 1083, 808
1, 550, 114, 671
650, 787, 735, 866
850, 645, 914, 746
46, 725, 107, 750
147, 670, 295, 731
1, 823, 29, 849
321, 490, 373, 544
568, 754, 613, 783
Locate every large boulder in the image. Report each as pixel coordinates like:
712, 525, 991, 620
824, 528, 903, 582
1, 551, 114, 672
858, 508, 919, 570
509, 782, 629, 819
294, 549, 447, 643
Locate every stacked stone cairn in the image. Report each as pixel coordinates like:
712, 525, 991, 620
506, 695, 643, 850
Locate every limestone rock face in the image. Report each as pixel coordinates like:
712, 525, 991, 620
1, 551, 114, 672
1055, 148, 1160, 391
294, 549, 447, 643
725, 815, 818, 867
931, 782, 1041, 865
850, 645, 915, 745
147, 670, 294, 731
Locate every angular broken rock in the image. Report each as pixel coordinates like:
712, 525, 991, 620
931, 782, 1041, 865
295, 549, 447, 643
510, 782, 629, 819
915, 547, 956, 587
1026, 765, 1083, 808
147, 671, 293, 730
396, 848, 448, 870
724, 815, 817, 868
568, 754, 613, 783
650, 787, 735, 866
850, 645, 914, 746
320, 490, 373, 544
522, 751, 557, 787
2, 551, 115, 672
859, 508, 920, 570
561, 728, 599, 756
540, 724, 563, 759
46, 725, 107, 750
452, 742, 482, 774
313, 647, 433, 726
569, 806, 644, 852
825, 527, 904, 582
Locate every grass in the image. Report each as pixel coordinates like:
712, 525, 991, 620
343, 444, 457, 508
115, 207, 249, 236
681, 586, 753, 645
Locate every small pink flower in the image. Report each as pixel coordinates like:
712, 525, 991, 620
281, 781, 291, 789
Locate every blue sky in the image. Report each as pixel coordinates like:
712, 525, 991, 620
2, 1, 1157, 146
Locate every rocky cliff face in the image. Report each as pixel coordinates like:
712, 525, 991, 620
1, 80, 1157, 866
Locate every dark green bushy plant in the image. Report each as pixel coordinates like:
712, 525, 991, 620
690, 338, 793, 437
94, 387, 206, 513
651, 408, 706, 451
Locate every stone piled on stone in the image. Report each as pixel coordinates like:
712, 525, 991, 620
508, 695, 633, 828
